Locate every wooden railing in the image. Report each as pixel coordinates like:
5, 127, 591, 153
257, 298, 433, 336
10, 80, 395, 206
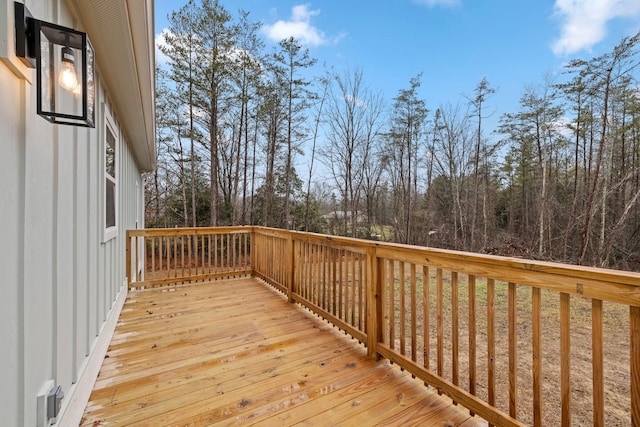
126, 227, 252, 289
126, 226, 640, 426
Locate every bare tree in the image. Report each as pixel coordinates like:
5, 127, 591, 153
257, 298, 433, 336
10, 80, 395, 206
305, 70, 330, 232
320, 67, 386, 237
431, 103, 474, 249
565, 32, 640, 264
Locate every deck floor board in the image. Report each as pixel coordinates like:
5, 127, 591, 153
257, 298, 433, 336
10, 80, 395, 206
81, 277, 487, 426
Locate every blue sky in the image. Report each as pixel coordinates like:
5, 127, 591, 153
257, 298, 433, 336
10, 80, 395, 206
154, 0, 640, 136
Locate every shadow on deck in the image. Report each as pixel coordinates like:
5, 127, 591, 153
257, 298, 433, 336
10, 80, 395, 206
81, 277, 487, 426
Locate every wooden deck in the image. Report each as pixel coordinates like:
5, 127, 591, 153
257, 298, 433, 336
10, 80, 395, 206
81, 277, 487, 426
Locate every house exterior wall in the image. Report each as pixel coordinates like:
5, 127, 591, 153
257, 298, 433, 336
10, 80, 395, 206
0, 1, 153, 425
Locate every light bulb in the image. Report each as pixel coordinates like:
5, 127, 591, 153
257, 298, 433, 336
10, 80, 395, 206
59, 59, 78, 92
58, 42, 78, 92
72, 82, 83, 98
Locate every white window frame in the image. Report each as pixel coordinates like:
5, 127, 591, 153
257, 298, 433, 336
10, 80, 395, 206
103, 109, 118, 242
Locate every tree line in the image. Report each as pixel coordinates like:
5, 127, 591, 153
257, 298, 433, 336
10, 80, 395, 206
149, 0, 640, 271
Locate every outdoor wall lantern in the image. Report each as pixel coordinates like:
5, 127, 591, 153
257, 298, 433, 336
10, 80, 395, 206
14, 2, 95, 127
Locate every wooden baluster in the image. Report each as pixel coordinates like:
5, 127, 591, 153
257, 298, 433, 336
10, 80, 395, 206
351, 251, 356, 326
380, 259, 388, 347
288, 234, 295, 303
196, 234, 200, 277
350, 252, 355, 325
390, 260, 396, 351
359, 254, 364, 331
318, 245, 329, 310
227, 233, 231, 271
631, 306, 640, 426
135, 235, 139, 282
158, 236, 163, 279
509, 282, 517, 419
201, 234, 205, 276
468, 274, 476, 414
306, 242, 311, 300
592, 299, 604, 427
560, 292, 571, 426
423, 266, 430, 372
400, 261, 406, 357
452, 271, 459, 391
437, 268, 444, 392
244, 232, 249, 270
532, 287, 542, 427
187, 234, 192, 278
169, 235, 173, 279
309, 243, 315, 303
307, 242, 312, 300
338, 249, 344, 320
326, 245, 331, 311
151, 236, 155, 280
180, 235, 185, 279
309, 243, 321, 305
487, 278, 495, 426
233, 233, 237, 272
410, 263, 417, 364
326, 245, 332, 311
213, 234, 219, 273
336, 248, 340, 313
208, 234, 212, 274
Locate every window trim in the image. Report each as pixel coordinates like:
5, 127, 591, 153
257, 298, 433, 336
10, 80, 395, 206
103, 108, 118, 242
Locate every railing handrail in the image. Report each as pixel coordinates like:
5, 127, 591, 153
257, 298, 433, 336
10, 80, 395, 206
128, 225, 640, 296
249, 226, 640, 305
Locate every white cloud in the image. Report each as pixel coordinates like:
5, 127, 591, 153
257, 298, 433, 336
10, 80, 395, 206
412, 0, 461, 8
552, 0, 640, 56
344, 94, 367, 110
262, 4, 334, 46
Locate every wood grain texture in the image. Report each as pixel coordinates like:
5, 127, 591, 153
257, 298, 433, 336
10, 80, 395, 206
81, 278, 486, 427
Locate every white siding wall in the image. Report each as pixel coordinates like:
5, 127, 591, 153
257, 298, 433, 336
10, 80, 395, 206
0, 2, 147, 425
0, 51, 26, 427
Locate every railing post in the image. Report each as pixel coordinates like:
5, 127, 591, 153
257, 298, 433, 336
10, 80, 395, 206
125, 230, 131, 288
366, 246, 380, 359
287, 233, 295, 303
250, 228, 256, 277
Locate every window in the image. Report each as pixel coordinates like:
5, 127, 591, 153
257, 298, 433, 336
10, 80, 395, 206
104, 112, 117, 241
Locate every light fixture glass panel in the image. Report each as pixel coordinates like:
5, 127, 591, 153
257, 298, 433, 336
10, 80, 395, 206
85, 39, 95, 127
33, 19, 95, 127
38, 31, 52, 114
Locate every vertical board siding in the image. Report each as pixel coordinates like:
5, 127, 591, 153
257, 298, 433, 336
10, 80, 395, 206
0, 64, 26, 427
22, 94, 56, 427
4, 67, 144, 425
